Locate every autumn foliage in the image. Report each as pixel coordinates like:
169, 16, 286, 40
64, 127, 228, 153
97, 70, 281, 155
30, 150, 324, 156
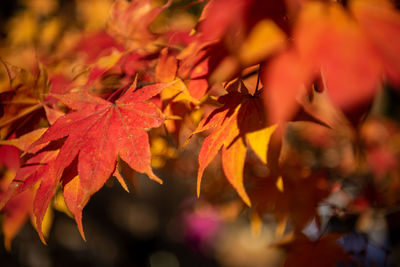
1, 0, 400, 265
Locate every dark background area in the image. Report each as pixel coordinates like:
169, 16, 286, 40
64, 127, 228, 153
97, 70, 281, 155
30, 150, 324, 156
0, 170, 220, 267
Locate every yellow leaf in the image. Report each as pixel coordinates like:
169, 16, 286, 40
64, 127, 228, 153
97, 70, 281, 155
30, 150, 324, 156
190, 109, 204, 125
41, 205, 54, 242
161, 79, 200, 106
0, 128, 47, 152
53, 190, 72, 217
246, 124, 277, 164
239, 19, 286, 65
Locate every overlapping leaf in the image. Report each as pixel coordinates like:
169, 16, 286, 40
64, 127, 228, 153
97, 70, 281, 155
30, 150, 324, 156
263, 0, 400, 124
179, 0, 287, 83
0, 62, 50, 138
351, 0, 400, 85
1, 82, 172, 241
0, 1, 399, 263
189, 80, 276, 206
107, 0, 171, 49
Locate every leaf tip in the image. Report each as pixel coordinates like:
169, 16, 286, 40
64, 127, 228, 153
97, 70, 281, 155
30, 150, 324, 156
4, 239, 11, 252
146, 170, 163, 184
75, 199, 86, 241
113, 168, 130, 193
243, 196, 251, 207
196, 169, 204, 198
77, 221, 86, 242
37, 227, 48, 245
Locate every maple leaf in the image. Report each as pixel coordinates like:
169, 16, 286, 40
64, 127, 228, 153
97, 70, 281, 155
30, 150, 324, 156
263, 0, 400, 125
121, 51, 153, 77
62, 175, 85, 238
0, 61, 69, 135
0, 149, 58, 243
0, 130, 54, 209
0, 61, 50, 138
0, 145, 20, 171
196, 0, 246, 44
189, 80, 276, 206
156, 48, 178, 83
84, 49, 123, 88
351, 0, 400, 86
1, 190, 33, 251
0, 147, 61, 246
294, 1, 382, 112
197, 0, 287, 44
20, 82, 169, 241
262, 50, 309, 125
177, 49, 210, 101
74, 31, 124, 65
187, 59, 209, 100
156, 50, 200, 107
155, 49, 202, 143
0, 128, 48, 152
0, 143, 51, 248
107, 0, 171, 49
248, 121, 336, 233
179, 0, 287, 83
0, 145, 26, 251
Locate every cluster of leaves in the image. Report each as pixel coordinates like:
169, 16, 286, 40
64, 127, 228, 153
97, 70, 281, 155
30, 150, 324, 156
1, 0, 400, 265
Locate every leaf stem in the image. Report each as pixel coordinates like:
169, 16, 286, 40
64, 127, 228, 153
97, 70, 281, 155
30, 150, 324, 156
107, 87, 124, 102
254, 66, 260, 95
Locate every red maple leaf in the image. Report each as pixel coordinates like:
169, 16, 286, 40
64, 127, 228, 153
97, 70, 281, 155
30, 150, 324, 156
263, 0, 400, 125
15, 82, 170, 241
107, 0, 171, 49
0, 144, 46, 249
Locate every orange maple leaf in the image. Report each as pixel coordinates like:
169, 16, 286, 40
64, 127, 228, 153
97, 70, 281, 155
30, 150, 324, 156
189, 80, 276, 206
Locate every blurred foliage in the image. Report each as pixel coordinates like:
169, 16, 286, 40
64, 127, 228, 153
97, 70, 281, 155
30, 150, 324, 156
0, 0, 400, 267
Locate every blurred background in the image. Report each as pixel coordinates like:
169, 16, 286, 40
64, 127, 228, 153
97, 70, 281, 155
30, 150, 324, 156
1, 0, 400, 266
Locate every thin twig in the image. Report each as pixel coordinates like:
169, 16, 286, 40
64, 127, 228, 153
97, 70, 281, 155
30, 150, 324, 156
254, 66, 261, 94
